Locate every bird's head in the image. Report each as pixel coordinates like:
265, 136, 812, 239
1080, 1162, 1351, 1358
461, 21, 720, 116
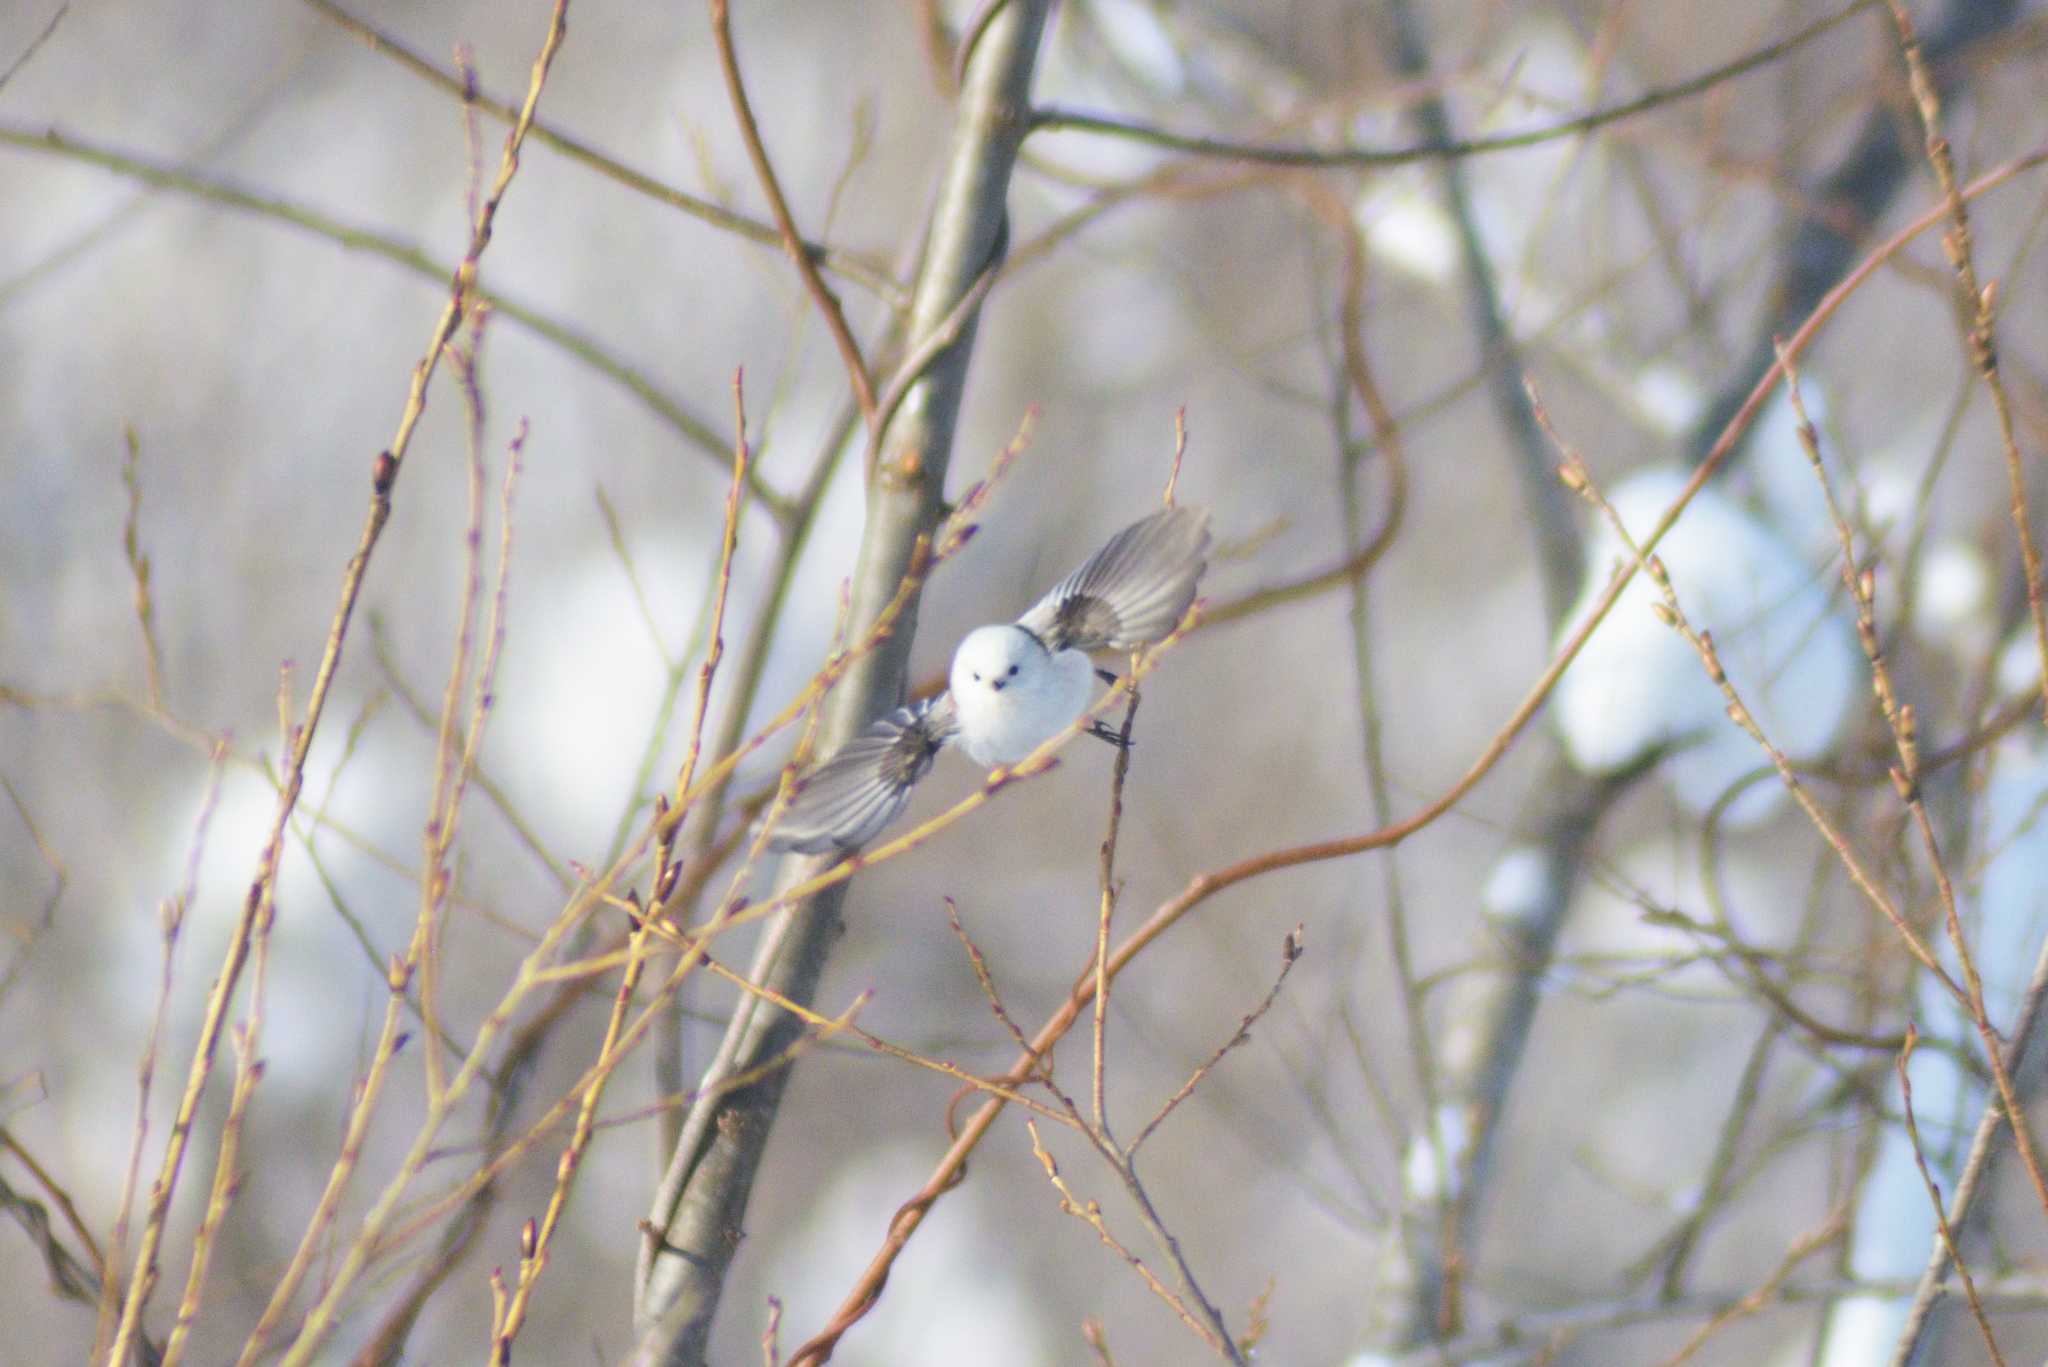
949, 624, 1043, 700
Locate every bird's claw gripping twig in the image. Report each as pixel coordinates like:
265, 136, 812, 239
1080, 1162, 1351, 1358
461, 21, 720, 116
1087, 720, 1133, 749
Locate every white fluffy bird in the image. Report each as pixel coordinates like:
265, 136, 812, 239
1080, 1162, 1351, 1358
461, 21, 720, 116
767, 505, 1211, 854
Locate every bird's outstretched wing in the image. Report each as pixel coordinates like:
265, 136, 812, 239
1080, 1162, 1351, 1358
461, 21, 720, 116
765, 693, 959, 854
1015, 505, 1210, 654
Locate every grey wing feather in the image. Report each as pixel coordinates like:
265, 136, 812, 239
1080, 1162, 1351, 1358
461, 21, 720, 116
766, 693, 958, 854
1016, 505, 1211, 653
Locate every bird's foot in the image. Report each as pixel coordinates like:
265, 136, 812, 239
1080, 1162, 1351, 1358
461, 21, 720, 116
1087, 720, 1133, 749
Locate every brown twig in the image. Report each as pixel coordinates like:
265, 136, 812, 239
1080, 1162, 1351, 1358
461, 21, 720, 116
1656, 1212, 1846, 1366
370, 619, 572, 890
1894, 1026, 2005, 1367
1163, 408, 1187, 508
1203, 184, 1409, 632
0, 776, 68, 1010
418, 324, 495, 1106
687, 952, 1065, 1121
660, 373, 754, 878
944, 897, 1039, 1071
92, 744, 221, 1362
1777, 341, 2048, 1225
1133, 927, 1303, 1155
1024, 1120, 1233, 1358
866, 236, 1009, 450
1092, 686, 1137, 1134
0, 2, 65, 92
1884, 0, 2048, 732
1389, 1274, 2048, 1364
762, 1296, 784, 1367
1082, 1317, 1117, 1367
161, 1019, 263, 1366
1650, 1019, 1787, 1298
708, 0, 877, 430
116, 427, 164, 711
1888, 820, 2048, 1358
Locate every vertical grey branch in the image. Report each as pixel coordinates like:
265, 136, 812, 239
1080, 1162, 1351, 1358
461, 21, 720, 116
1684, 0, 2019, 468
1365, 0, 1605, 1347
1383, 0, 1579, 629
629, 5, 1051, 1363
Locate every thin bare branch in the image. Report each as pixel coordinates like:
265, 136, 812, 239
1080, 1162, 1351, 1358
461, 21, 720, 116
707, 0, 877, 430
302, 0, 903, 308
1029, 1, 1875, 169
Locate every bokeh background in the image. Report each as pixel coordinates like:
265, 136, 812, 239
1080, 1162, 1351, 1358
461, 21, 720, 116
5, 0, 2048, 1362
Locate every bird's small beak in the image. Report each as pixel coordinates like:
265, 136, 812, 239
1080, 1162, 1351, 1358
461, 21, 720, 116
991, 679, 1006, 691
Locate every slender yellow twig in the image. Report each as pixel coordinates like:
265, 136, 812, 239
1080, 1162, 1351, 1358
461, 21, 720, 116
1884, 1, 2048, 731
161, 1027, 263, 1366
1023, 1120, 1227, 1357
418, 329, 495, 1106
491, 911, 659, 1363
92, 743, 223, 1362
670, 373, 752, 815
687, 952, 1069, 1124
493, 381, 752, 1362
184, 7, 574, 1363
1655, 1212, 1845, 1366
117, 426, 164, 711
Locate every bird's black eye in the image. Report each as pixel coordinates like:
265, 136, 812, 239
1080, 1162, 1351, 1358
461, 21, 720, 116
1007, 664, 1019, 677
971, 671, 981, 682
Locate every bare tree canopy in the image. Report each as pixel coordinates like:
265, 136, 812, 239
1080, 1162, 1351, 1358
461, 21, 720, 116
3, 2, 2048, 1364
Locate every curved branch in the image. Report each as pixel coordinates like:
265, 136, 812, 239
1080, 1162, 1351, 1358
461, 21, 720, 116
1029, 1, 1875, 169
707, 0, 877, 430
